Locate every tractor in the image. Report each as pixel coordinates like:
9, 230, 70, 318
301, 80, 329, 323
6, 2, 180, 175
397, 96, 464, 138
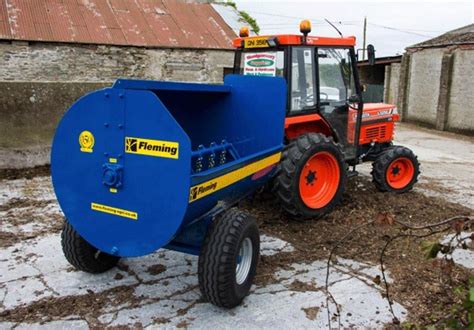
233, 21, 420, 219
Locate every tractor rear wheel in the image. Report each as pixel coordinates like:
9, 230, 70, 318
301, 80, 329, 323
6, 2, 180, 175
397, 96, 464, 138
274, 133, 346, 220
371, 146, 420, 193
61, 221, 120, 273
198, 208, 259, 308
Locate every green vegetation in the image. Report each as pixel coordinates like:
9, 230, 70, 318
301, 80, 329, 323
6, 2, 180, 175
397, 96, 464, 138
419, 239, 474, 328
214, 0, 260, 35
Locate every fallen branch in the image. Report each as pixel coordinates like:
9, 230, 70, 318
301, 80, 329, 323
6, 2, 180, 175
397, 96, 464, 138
324, 219, 377, 328
324, 214, 473, 328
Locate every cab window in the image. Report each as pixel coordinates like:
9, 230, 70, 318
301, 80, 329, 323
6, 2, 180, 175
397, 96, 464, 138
290, 47, 316, 112
318, 48, 355, 104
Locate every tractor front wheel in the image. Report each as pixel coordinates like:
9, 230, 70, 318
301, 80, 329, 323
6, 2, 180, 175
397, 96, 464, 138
274, 133, 346, 220
61, 221, 120, 273
198, 208, 259, 308
371, 146, 420, 193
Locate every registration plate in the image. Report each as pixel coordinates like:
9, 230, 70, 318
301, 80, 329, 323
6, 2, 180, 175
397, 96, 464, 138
244, 37, 269, 48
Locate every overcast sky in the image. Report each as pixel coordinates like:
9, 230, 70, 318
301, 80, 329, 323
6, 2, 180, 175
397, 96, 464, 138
232, 0, 473, 56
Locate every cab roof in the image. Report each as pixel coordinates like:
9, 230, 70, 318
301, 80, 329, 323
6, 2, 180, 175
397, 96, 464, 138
233, 34, 356, 49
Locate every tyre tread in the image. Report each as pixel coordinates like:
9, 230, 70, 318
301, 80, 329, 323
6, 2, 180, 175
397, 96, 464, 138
61, 222, 119, 274
273, 133, 346, 219
371, 145, 420, 193
198, 208, 259, 308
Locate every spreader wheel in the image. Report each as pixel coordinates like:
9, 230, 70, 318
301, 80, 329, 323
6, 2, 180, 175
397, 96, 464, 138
198, 208, 259, 308
274, 133, 346, 220
61, 221, 119, 273
371, 146, 420, 193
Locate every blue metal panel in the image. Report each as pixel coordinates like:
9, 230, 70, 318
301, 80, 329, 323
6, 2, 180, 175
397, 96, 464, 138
51, 88, 191, 257
113, 79, 231, 94
51, 75, 287, 258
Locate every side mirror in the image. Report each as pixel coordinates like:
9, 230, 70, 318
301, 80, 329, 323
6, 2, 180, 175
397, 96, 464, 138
367, 44, 376, 65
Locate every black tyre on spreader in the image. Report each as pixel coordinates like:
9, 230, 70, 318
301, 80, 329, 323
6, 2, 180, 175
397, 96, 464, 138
61, 221, 119, 273
198, 208, 259, 308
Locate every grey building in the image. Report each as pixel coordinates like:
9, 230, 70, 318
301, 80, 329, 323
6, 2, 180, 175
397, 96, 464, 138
0, 0, 239, 169
392, 24, 474, 134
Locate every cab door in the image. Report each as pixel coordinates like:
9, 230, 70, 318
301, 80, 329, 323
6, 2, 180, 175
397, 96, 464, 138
288, 47, 317, 113
316, 47, 359, 159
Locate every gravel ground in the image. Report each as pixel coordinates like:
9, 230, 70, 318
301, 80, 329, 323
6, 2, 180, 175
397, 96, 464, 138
0, 123, 472, 328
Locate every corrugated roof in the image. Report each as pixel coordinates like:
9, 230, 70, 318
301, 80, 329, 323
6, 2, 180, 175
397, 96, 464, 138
408, 24, 474, 49
0, 0, 236, 49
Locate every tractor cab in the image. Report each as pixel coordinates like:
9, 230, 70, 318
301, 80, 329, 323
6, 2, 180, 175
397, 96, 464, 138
232, 22, 396, 162
232, 21, 419, 220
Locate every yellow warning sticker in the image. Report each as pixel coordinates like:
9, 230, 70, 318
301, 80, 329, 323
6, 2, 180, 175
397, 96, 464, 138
189, 152, 281, 203
91, 202, 138, 220
125, 137, 179, 159
79, 130, 94, 153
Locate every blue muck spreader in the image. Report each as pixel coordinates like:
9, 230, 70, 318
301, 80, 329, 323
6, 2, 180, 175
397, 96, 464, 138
51, 75, 286, 308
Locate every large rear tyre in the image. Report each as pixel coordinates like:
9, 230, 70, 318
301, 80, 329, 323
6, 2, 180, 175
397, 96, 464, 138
371, 146, 420, 193
61, 222, 120, 273
198, 208, 259, 308
274, 133, 346, 220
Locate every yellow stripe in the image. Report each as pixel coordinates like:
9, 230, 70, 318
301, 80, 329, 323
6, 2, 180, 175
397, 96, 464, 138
189, 152, 281, 203
91, 202, 138, 220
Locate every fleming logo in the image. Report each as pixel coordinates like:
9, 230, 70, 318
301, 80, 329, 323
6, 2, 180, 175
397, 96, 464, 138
125, 137, 179, 159
189, 182, 218, 202
79, 130, 94, 153
125, 138, 138, 152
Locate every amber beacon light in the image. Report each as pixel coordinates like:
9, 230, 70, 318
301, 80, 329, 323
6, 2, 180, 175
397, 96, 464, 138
239, 26, 250, 37
299, 19, 311, 36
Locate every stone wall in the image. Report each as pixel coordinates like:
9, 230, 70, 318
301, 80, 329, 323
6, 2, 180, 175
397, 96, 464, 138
396, 46, 473, 134
0, 41, 234, 83
447, 49, 474, 132
405, 48, 444, 126
0, 41, 234, 169
383, 63, 400, 106
0, 82, 110, 169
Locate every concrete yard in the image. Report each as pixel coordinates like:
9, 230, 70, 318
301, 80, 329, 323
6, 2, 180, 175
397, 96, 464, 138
0, 123, 473, 328
362, 122, 474, 209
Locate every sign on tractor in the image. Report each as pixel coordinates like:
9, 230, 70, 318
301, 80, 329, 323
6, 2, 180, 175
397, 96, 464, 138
243, 52, 277, 77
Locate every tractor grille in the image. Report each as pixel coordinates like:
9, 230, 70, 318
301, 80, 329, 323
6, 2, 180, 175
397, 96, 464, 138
365, 126, 387, 140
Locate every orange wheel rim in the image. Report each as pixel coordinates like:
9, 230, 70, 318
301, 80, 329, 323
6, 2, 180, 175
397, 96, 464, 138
299, 151, 340, 209
386, 157, 415, 189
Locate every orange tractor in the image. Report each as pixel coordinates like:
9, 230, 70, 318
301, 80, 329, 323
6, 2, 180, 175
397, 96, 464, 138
233, 21, 420, 219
